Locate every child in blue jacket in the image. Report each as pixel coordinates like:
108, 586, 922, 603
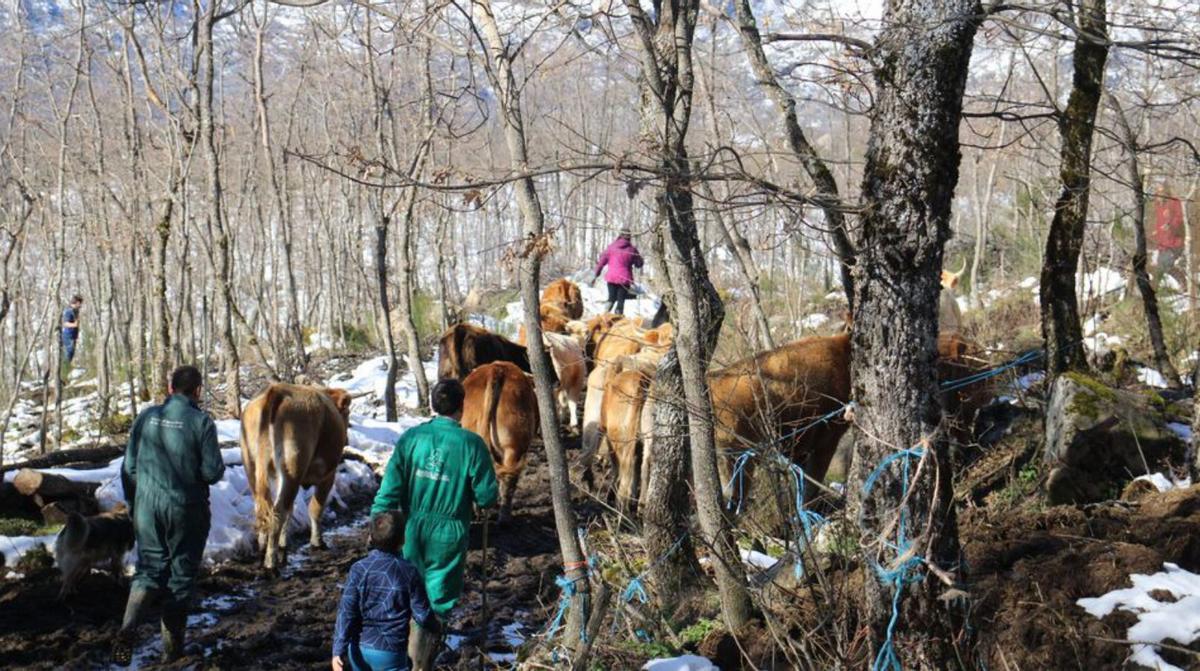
333, 512, 436, 671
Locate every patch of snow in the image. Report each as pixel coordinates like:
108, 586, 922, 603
800, 313, 829, 330
1082, 332, 1122, 355
956, 295, 971, 313
823, 291, 846, 302
1136, 367, 1169, 389
643, 655, 720, 671
215, 419, 241, 444
1078, 267, 1126, 299
1015, 372, 1045, 391
1077, 563, 1200, 671
1167, 423, 1193, 445
1019, 276, 1038, 290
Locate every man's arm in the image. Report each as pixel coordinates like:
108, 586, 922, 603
123, 411, 146, 482
469, 436, 499, 509
370, 435, 409, 515
331, 564, 363, 660
198, 418, 225, 485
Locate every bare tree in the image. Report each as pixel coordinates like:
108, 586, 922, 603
1039, 0, 1109, 378
623, 0, 753, 629
1110, 95, 1181, 386
846, 1, 981, 668
469, 0, 593, 648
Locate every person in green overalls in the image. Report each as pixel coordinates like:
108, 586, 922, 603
371, 379, 498, 671
112, 365, 225, 665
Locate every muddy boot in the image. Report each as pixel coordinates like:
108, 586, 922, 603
409, 617, 442, 671
160, 602, 187, 663
112, 587, 155, 666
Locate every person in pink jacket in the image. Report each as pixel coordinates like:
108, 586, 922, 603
592, 229, 643, 315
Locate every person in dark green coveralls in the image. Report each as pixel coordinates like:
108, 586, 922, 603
112, 365, 225, 665
371, 379, 498, 671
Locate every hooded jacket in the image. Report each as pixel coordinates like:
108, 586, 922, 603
594, 237, 643, 286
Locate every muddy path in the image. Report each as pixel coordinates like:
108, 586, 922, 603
0, 442, 578, 670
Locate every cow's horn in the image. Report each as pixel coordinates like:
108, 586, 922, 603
951, 258, 967, 278
349, 391, 372, 399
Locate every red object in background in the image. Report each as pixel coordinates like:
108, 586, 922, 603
1153, 196, 1185, 251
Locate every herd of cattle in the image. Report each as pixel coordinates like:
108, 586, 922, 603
237, 273, 988, 567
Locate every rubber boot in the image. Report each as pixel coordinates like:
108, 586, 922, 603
160, 602, 188, 663
112, 587, 155, 666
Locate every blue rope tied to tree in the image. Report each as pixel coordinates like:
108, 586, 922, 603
788, 463, 828, 578
939, 349, 1042, 392
725, 450, 757, 515
861, 446, 928, 671
544, 573, 584, 640
724, 402, 855, 515
621, 533, 689, 605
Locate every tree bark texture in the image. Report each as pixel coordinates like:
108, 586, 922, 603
472, 0, 592, 649
1039, 0, 1108, 378
625, 0, 753, 630
847, 2, 981, 668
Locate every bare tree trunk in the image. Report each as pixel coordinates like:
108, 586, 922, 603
199, 0, 241, 417
471, 0, 592, 649
253, 2, 306, 379
624, 0, 753, 630
846, 2, 980, 668
1039, 0, 1108, 378
733, 0, 855, 307
1111, 97, 1181, 386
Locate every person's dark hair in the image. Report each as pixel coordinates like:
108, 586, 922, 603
71, 294, 83, 305
170, 365, 203, 397
431, 379, 465, 416
368, 511, 404, 552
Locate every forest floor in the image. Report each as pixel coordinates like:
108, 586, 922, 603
0, 440, 576, 670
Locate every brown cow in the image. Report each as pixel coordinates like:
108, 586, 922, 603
541, 279, 584, 320
462, 362, 538, 523
241, 384, 352, 570
438, 322, 533, 381
544, 331, 586, 431
516, 303, 571, 346
595, 347, 667, 512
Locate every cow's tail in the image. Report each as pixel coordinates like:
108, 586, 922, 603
483, 367, 505, 465
256, 386, 287, 538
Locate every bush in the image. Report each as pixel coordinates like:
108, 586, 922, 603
96, 412, 133, 436
340, 324, 374, 352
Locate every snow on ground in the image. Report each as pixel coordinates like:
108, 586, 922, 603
1167, 422, 1193, 445
800, 313, 830, 330
643, 655, 720, 671
1078, 267, 1126, 299
1078, 563, 1200, 671
1136, 367, 1170, 389
2, 357, 428, 567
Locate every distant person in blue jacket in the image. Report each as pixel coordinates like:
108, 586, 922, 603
332, 512, 437, 671
62, 294, 83, 365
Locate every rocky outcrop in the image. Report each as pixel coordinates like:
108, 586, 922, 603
1043, 373, 1188, 504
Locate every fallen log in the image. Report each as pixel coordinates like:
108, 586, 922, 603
12, 469, 100, 501
0, 444, 123, 474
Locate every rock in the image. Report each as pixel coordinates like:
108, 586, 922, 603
1044, 373, 1188, 505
